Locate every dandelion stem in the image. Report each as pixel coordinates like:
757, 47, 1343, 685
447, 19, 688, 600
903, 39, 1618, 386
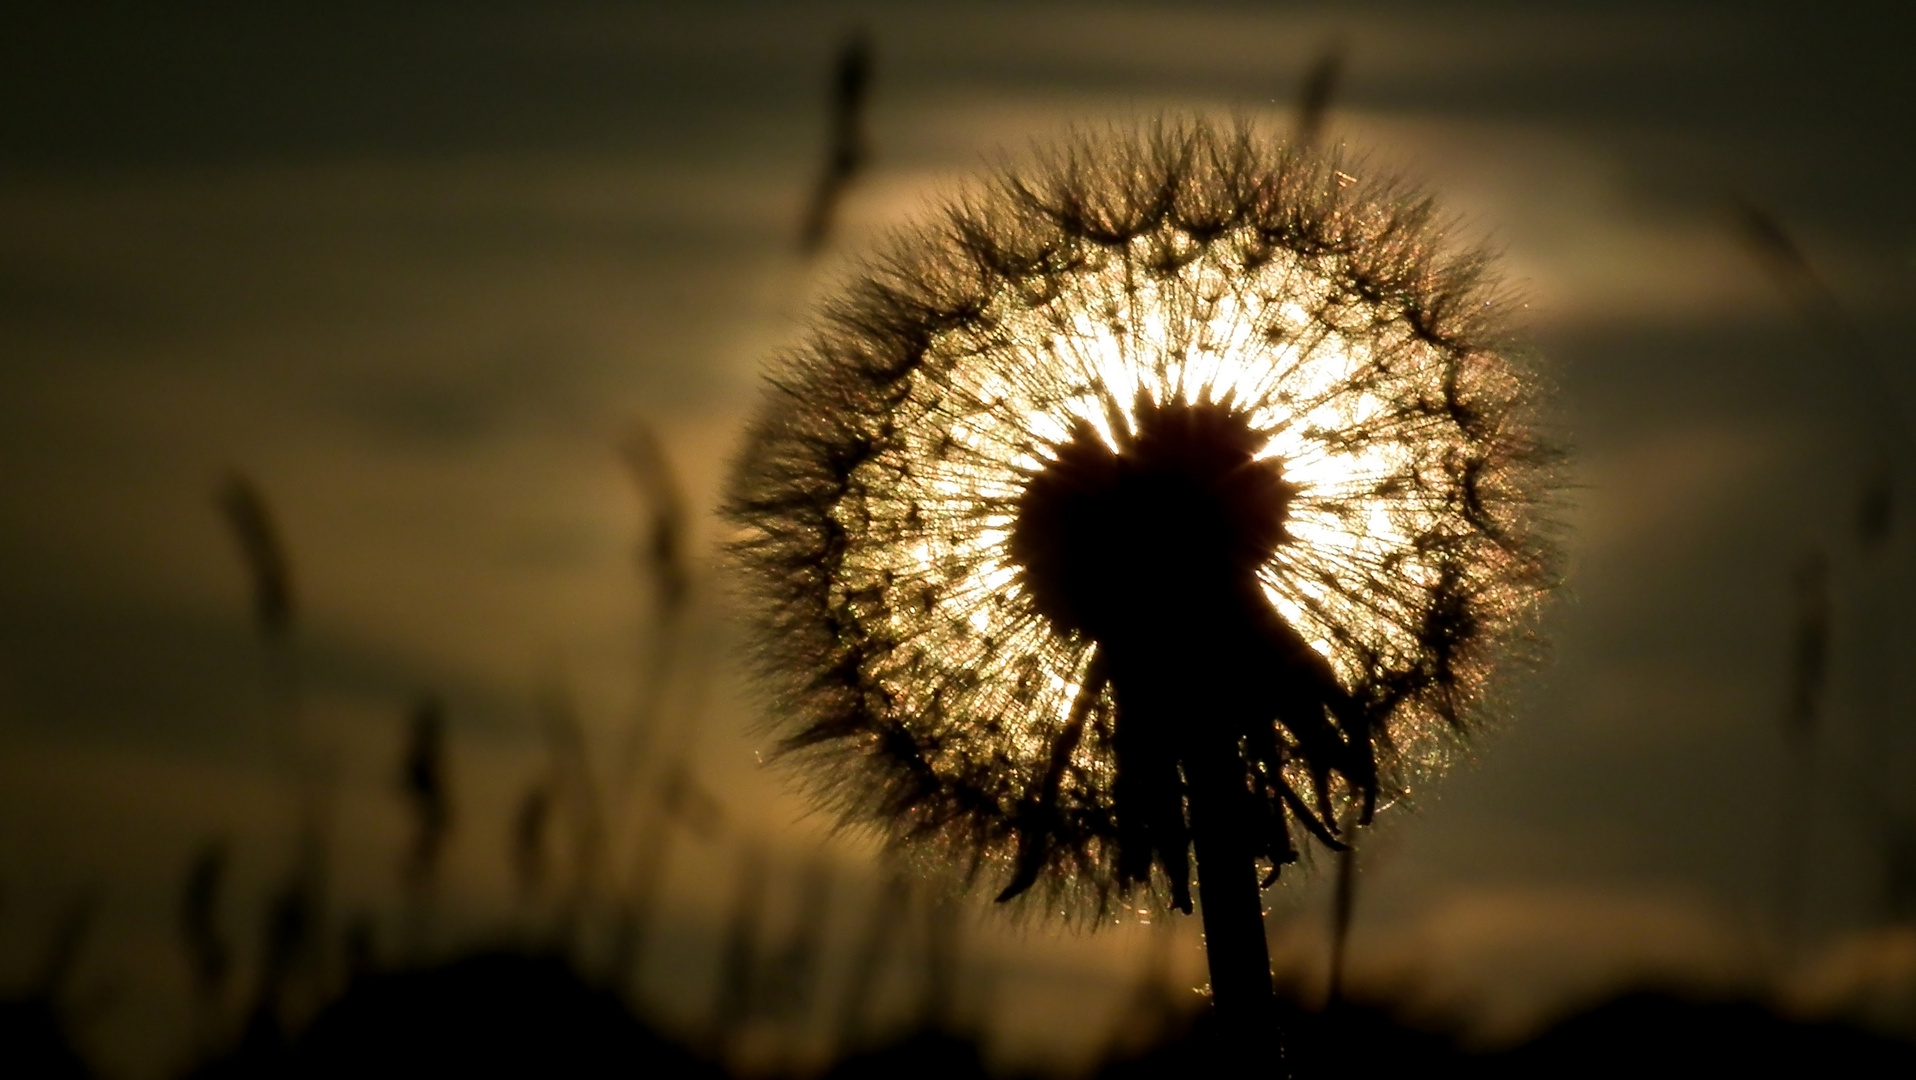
1186, 731, 1277, 1034
1328, 823, 1358, 1006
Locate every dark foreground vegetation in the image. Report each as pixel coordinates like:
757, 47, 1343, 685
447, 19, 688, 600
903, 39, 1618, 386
9, 949, 1916, 1079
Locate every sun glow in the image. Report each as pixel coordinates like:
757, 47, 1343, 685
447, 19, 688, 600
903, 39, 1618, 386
838, 232, 1462, 773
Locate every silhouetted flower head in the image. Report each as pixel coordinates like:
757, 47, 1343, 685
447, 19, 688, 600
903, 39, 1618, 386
728, 120, 1557, 919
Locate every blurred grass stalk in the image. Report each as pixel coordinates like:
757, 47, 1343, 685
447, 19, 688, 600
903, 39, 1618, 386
397, 694, 452, 963
798, 31, 872, 256
216, 472, 338, 1040
179, 840, 232, 1052
605, 422, 726, 990
1739, 203, 1916, 1004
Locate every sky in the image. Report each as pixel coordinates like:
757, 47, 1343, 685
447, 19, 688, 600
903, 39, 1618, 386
1, 1, 1915, 1076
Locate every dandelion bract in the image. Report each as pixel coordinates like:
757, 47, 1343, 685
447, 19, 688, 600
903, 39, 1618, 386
727, 120, 1557, 922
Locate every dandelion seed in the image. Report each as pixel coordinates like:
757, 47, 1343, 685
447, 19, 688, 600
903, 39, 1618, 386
727, 119, 1558, 1020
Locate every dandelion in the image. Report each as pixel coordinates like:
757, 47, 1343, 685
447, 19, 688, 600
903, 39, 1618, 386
727, 119, 1557, 1019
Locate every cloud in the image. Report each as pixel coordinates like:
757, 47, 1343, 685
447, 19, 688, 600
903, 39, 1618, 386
1270, 881, 1767, 1044
1571, 422, 1790, 561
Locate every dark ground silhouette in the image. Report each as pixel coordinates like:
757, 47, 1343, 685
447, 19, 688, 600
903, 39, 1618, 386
182, 952, 722, 1080
0, 952, 1870, 1079
1493, 990, 1916, 1077
0, 998, 93, 1080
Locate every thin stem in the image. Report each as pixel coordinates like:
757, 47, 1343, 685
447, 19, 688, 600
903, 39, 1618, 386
1328, 828, 1357, 1005
1185, 738, 1276, 1033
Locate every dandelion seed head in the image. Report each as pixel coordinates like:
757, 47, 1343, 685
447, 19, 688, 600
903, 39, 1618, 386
727, 119, 1559, 920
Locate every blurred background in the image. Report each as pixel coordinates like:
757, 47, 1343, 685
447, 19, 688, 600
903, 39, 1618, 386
1, 1, 1914, 1076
